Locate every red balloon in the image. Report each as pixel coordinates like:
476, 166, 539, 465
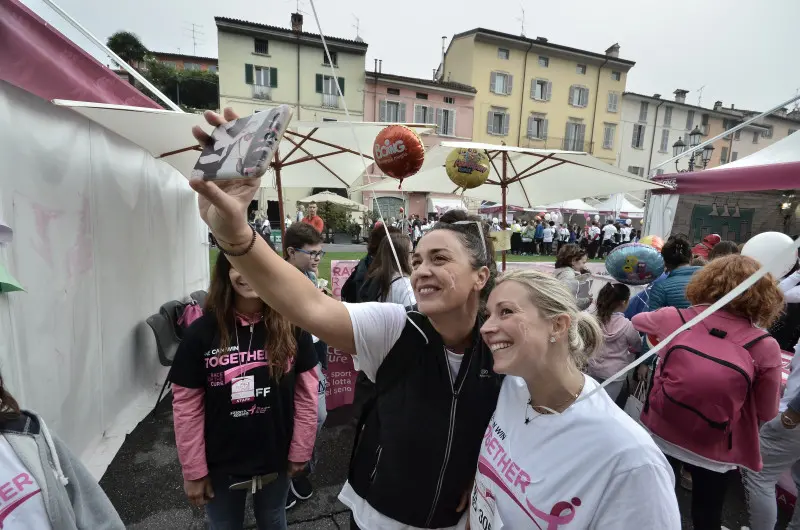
373, 125, 425, 185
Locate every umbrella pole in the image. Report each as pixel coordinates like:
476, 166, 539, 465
501, 152, 508, 272
274, 150, 287, 244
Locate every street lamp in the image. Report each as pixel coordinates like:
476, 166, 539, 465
672, 125, 714, 172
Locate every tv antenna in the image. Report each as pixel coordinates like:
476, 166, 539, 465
183, 23, 205, 55
695, 85, 706, 107
517, 6, 526, 36
352, 14, 361, 40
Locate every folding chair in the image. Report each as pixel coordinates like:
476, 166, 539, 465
146, 313, 181, 413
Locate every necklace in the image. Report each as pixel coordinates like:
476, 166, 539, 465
524, 378, 585, 424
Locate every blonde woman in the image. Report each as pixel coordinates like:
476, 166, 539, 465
470, 269, 680, 529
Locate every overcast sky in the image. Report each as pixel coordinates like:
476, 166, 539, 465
23, 0, 799, 112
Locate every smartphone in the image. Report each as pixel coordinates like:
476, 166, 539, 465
192, 105, 293, 180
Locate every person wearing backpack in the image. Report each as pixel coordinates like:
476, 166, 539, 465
632, 255, 784, 530
358, 232, 415, 307
340, 224, 399, 304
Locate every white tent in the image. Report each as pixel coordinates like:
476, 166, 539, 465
536, 199, 598, 214
297, 190, 367, 211
360, 142, 669, 206
592, 194, 644, 218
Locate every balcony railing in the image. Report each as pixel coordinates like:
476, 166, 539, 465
521, 136, 594, 153
252, 85, 271, 100
322, 93, 339, 108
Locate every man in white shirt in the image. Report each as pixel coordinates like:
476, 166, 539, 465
542, 221, 555, 255
599, 220, 618, 259
587, 221, 602, 259
621, 222, 633, 243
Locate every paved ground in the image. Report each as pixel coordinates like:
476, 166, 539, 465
100, 394, 791, 529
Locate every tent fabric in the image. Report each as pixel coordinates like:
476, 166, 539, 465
0, 0, 160, 109
643, 194, 680, 239
297, 190, 366, 211
51, 101, 433, 190
653, 131, 800, 195
360, 141, 669, 206
537, 199, 598, 214
1, 81, 209, 478
591, 194, 644, 218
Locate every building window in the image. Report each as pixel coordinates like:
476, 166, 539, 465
414, 104, 436, 124
564, 121, 587, 151
373, 197, 404, 221
611, 71, 621, 81
664, 106, 673, 127
538, 56, 549, 67
416, 92, 428, 100
752, 131, 759, 144
490, 72, 512, 95
576, 64, 587, 75
527, 113, 548, 140
720, 146, 729, 164
569, 85, 589, 107
602, 123, 616, 149
762, 127, 773, 139
631, 124, 646, 149
487, 108, 510, 136
323, 51, 338, 66
498, 48, 510, 60
686, 110, 695, 130
607, 91, 619, 112
628, 166, 645, 177
438, 108, 456, 136
246, 64, 277, 99
184, 62, 200, 71
254, 39, 269, 55
387, 87, 400, 96
161, 60, 177, 69
639, 101, 649, 122
659, 129, 669, 152
731, 152, 739, 161
734, 129, 741, 140
443, 96, 455, 104
380, 100, 406, 123
790, 129, 798, 136
531, 78, 551, 101
655, 169, 665, 176
322, 118, 337, 122
207, 65, 217, 73
316, 75, 344, 107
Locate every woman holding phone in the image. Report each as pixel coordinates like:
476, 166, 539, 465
189, 108, 504, 530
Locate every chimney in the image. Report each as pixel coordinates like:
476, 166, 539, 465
374, 58, 378, 73
714, 100, 722, 110
378, 59, 382, 73
653, 93, 661, 99
535, 36, 548, 43
441, 36, 447, 75
674, 89, 688, 104
291, 12, 303, 33
730, 103, 735, 110
605, 43, 620, 58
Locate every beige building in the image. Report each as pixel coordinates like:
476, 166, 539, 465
216, 13, 367, 121
441, 28, 635, 165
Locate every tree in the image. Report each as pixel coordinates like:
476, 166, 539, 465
106, 31, 148, 67
140, 57, 219, 112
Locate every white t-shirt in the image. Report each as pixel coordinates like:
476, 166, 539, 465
602, 224, 618, 242
542, 227, 555, 243
339, 302, 468, 530
470, 375, 680, 530
621, 226, 633, 242
384, 275, 416, 307
0, 436, 52, 529
588, 226, 601, 241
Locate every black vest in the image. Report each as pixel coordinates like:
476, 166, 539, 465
349, 312, 503, 528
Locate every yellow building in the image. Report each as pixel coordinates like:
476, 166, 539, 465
215, 13, 367, 121
442, 28, 635, 164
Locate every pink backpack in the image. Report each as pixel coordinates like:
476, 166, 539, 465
645, 308, 769, 448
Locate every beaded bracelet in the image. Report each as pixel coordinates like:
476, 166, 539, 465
217, 226, 257, 257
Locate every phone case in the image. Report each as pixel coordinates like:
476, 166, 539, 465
192, 105, 293, 181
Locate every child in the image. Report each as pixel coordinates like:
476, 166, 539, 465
587, 283, 641, 402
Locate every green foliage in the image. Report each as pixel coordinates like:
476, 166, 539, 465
348, 221, 362, 237
106, 31, 148, 66
138, 56, 219, 112
366, 210, 380, 224
318, 203, 351, 232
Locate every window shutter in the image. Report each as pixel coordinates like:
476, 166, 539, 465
315, 74, 323, 94
527, 116, 534, 138
270, 68, 278, 88
338, 77, 345, 96
450, 111, 456, 136
564, 122, 573, 150
414, 105, 423, 123
436, 108, 443, 132
541, 119, 548, 140
631, 126, 638, 147
428, 107, 437, 125
487, 111, 494, 134
490, 72, 497, 93
638, 167, 645, 177
245, 64, 254, 84
545, 81, 552, 101
506, 75, 513, 95
398, 102, 407, 122
530, 79, 536, 99
576, 123, 586, 150
503, 113, 511, 135
379, 100, 387, 122
569, 85, 576, 106
580, 88, 589, 107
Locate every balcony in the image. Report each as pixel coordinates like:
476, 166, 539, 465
322, 93, 339, 108
252, 85, 271, 100
521, 136, 594, 153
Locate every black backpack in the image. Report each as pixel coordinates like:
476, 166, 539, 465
341, 257, 370, 303
358, 276, 403, 303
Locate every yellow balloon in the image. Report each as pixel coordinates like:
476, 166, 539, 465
445, 148, 490, 189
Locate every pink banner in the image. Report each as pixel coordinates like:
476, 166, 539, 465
330, 260, 359, 300
324, 260, 360, 410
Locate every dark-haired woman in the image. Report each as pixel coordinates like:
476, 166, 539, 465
646, 235, 701, 311
170, 239, 319, 529
553, 243, 593, 310
359, 232, 416, 306
187, 110, 503, 529
587, 283, 641, 401
0, 373, 125, 529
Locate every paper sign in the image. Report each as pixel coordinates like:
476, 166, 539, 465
0, 264, 23, 293
323, 347, 356, 410
330, 260, 359, 300
489, 230, 511, 251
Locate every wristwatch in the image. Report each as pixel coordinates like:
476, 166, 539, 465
781, 411, 798, 429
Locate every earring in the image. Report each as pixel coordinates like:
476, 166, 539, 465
549, 336, 556, 343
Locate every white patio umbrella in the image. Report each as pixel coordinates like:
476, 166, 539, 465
297, 190, 367, 212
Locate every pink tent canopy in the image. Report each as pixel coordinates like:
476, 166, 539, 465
653, 131, 800, 195
0, 0, 160, 109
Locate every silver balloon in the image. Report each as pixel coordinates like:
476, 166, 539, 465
605, 243, 665, 286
